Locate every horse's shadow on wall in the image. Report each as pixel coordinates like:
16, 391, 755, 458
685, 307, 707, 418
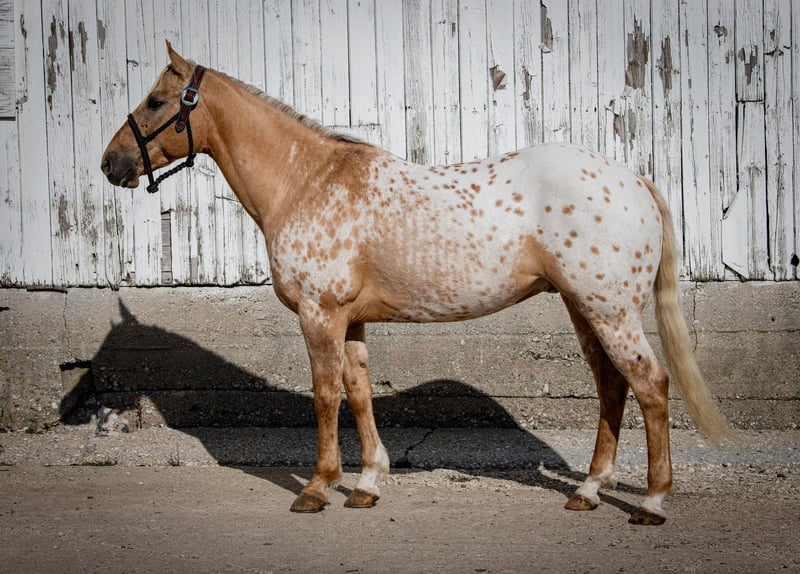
60, 302, 641, 512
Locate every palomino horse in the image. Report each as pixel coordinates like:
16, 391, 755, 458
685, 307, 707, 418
102, 43, 731, 525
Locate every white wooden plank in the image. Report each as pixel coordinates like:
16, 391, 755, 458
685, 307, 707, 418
181, 0, 217, 284
430, 0, 460, 164
623, 0, 652, 177
264, 0, 294, 105
16, 0, 53, 285
237, 0, 270, 284
238, 0, 266, 90
707, 0, 737, 213
43, 0, 79, 287
348, 0, 378, 127
403, 0, 434, 164
513, 0, 542, 148
719, 175, 750, 278
763, 0, 794, 280
723, 103, 768, 279
292, 0, 322, 120
374, 0, 406, 158
96, 0, 130, 288
151, 0, 187, 285
458, 0, 488, 161
150, 1, 182, 217
735, 0, 764, 102
68, 0, 106, 286
0, 46, 12, 117
320, 0, 350, 127
540, 0, 569, 142
568, 0, 598, 150
125, 0, 161, 285
680, 0, 722, 280
486, 0, 515, 156
596, 0, 626, 161
210, 0, 243, 286
0, 0, 13, 117
0, 117, 21, 284
651, 0, 684, 276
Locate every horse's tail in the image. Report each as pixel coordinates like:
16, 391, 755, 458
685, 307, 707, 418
645, 178, 733, 444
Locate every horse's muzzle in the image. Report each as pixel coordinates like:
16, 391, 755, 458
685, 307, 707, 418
101, 151, 140, 188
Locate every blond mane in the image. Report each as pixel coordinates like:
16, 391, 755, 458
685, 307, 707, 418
217, 70, 367, 145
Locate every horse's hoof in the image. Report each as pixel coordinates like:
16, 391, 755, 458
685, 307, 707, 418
344, 489, 380, 509
290, 492, 328, 513
628, 508, 666, 525
564, 494, 599, 511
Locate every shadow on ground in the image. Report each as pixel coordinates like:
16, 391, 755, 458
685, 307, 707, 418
59, 302, 641, 514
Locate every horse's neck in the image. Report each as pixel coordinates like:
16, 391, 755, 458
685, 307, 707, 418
202, 72, 339, 235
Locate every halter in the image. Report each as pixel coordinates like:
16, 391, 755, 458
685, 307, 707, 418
127, 65, 206, 193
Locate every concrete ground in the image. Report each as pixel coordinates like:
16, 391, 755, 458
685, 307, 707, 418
1, 426, 799, 573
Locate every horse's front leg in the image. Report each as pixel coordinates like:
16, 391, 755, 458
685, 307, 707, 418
342, 324, 389, 508
290, 306, 348, 513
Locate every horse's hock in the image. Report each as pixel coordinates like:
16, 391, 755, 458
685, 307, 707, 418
1, 281, 797, 432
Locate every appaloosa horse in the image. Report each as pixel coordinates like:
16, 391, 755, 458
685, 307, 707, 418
102, 43, 731, 525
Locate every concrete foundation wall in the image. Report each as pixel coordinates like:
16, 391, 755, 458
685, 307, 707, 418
1, 283, 798, 432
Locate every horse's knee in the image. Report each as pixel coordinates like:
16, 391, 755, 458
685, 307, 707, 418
343, 341, 371, 403
313, 385, 342, 418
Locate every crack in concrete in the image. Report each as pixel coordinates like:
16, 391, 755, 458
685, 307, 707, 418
395, 428, 436, 469
62, 291, 72, 357
690, 283, 700, 352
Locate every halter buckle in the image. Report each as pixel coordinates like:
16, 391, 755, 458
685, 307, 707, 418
181, 86, 200, 107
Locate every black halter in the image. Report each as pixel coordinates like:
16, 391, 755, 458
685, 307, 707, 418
127, 65, 206, 193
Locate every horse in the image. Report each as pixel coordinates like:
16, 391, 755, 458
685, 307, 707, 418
101, 42, 731, 525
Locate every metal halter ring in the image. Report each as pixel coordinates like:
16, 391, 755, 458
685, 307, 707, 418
181, 86, 200, 107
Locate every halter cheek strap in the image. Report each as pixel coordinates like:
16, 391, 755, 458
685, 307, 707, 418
127, 65, 206, 194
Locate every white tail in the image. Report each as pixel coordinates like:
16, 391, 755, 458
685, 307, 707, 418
646, 179, 734, 444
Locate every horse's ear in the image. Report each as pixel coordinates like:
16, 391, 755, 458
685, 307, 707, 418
166, 40, 192, 76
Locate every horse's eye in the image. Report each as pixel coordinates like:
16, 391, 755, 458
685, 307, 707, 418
147, 97, 164, 110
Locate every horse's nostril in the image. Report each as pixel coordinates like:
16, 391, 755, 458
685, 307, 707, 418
101, 156, 112, 176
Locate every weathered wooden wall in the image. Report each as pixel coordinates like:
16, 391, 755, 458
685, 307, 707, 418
0, 0, 798, 287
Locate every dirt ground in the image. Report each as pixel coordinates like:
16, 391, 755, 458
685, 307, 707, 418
1, 428, 799, 573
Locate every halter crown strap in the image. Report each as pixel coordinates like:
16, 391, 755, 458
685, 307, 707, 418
127, 65, 206, 194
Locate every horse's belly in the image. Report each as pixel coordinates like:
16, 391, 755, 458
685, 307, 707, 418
366, 234, 545, 323
383, 278, 548, 323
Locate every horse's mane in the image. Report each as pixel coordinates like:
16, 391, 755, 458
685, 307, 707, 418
217, 70, 367, 145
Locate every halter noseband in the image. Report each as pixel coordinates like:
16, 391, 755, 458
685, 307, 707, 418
127, 65, 206, 193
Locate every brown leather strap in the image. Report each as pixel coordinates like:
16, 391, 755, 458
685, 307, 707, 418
175, 66, 206, 133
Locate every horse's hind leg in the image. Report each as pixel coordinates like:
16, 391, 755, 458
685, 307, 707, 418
579, 308, 673, 525
562, 297, 629, 512
341, 324, 389, 508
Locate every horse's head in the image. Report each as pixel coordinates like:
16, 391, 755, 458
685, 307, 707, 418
101, 41, 208, 192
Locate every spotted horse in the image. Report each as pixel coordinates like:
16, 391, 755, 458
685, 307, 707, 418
102, 43, 732, 525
